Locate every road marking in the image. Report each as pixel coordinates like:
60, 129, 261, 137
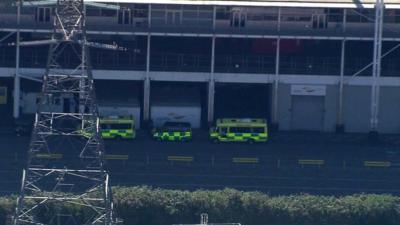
364, 161, 391, 168
232, 157, 259, 164
167, 156, 194, 162
105, 154, 129, 160
34, 153, 63, 159
298, 159, 325, 166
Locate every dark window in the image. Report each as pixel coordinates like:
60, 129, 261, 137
163, 122, 191, 128
220, 127, 228, 134
101, 9, 117, 17
162, 122, 191, 132
108, 123, 132, 130
252, 127, 265, 133
87, 8, 101, 17
53, 98, 60, 105
101, 124, 110, 130
327, 8, 343, 22
133, 7, 148, 18
236, 127, 251, 133
36, 7, 51, 23
347, 9, 374, 23
230, 127, 251, 133
0, 87, 6, 96
216, 7, 230, 19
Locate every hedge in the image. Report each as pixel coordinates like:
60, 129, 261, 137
1, 187, 400, 225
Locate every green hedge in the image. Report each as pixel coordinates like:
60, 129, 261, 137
2, 187, 400, 225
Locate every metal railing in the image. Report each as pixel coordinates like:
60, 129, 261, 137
1, 49, 399, 76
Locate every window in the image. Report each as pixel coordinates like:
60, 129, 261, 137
118, 8, 132, 25
109, 123, 132, 130
0, 87, 6, 104
327, 8, 343, 22
0, 87, 6, 96
86, 8, 101, 17
53, 98, 60, 105
385, 9, 400, 23
347, 9, 374, 23
230, 8, 246, 28
166, 10, 182, 25
36, 7, 51, 23
312, 14, 327, 29
230, 127, 251, 133
101, 124, 110, 130
219, 127, 228, 134
216, 7, 230, 20
133, 5, 148, 18
252, 127, 265, 133
101, 9, 117, 17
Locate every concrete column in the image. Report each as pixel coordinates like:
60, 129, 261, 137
277, 7, 281, 32
143, 34, 151, 126
212, 6, 216, 30
370, 0, 384, 137
13, 1, 21, 119
207, 36, 216, 125
148, 4, 151, 28
271, 37, 280, 131
342, 9, 347, 33
336, 39, 346, 133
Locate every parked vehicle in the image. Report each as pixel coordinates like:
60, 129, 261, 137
209, 118, 268, 143
152, 121, 192, 142
100, 116, 136, 140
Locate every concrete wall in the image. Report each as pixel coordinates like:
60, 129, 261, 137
343, 85, 371, 133
278, 83, 338, 132
378, 86, 400, 133
277, 83, 292, 130
323, 85, 339, 132
2, 66, 400, 133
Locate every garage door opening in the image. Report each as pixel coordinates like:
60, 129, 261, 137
150, 81, 207, 129
214, 83, 272, 122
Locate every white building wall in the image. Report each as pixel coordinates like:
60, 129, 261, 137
323, 84, 339, 132
343, 85, 371, 133
378, 86, 400, 133
2, 67, 400, 133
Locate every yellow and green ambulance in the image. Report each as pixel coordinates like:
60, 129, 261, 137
99, 116, 135, 140
152, 122, 192, 142
209, 118, 268, 143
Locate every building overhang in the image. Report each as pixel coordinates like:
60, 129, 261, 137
86, 0, 400, 9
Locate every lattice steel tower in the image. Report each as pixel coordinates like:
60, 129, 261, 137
13, 0, 119, 224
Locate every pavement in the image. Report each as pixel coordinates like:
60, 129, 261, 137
0, 129, 400, 196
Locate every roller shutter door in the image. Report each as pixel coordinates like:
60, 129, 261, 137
291, 96, 324, 131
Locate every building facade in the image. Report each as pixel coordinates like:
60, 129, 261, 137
0, 0, 400, 133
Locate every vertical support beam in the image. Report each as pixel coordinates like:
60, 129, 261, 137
13, 0, 21, 119
342, 9, 347, 33
336, 39, 346, 133
143, 34, 151, 126
148, 4, 152, 28
277, 7, 281, 32
207, 36, 216, 125
370, 0, 384, 136
80, 3, 87, 114
271, 37, 280, 130
212, 6, 216, 30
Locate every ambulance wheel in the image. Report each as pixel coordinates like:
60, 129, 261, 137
156, 137, 162, 142
212, 138, 219, 143
115, 136, 122, 141
247, 139, 255, 144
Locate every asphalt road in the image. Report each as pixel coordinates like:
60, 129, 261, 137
1, 130, 400, 196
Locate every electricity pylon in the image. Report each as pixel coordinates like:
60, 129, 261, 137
13, 0, 121, 224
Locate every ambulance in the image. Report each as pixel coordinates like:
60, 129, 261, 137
209, 118, 268, 143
